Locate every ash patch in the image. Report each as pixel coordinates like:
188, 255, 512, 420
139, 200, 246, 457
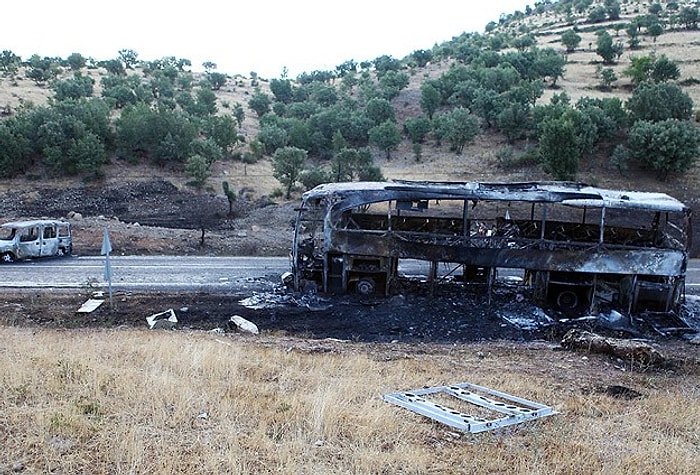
0, 179, 231, 230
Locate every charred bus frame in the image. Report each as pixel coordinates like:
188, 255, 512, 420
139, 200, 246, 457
292, 181, 691, 316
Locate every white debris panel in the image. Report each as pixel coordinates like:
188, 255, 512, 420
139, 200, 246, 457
382, 382, 557, 433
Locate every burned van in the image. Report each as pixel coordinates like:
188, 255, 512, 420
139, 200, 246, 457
292, 181, 691, 316
0, 219, 72, 263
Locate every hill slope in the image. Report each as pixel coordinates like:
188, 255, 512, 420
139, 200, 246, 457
1, 0, 699, 255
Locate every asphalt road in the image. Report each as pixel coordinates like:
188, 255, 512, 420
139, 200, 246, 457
1, 256, 699, 294
0, 256, 291, 293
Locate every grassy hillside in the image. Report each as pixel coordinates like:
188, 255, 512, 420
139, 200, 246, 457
0, 0, 698, 207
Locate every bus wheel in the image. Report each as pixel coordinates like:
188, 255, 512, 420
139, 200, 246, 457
1, 252, 15, 263
355, 277, 376, 295
556, 290, 579, 312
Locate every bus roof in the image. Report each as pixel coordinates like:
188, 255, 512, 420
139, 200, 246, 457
302, 181, 689, 213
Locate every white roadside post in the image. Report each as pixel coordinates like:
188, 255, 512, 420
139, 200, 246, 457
101, 228, 113, 310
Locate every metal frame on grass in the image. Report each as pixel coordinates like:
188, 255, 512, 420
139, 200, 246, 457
382, 382, 557, 433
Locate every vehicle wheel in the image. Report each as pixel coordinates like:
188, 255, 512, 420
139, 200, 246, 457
556, 290, 579, 312
1, 252, 15, 263
57, 247, 65, 257
355, 277, 376, 295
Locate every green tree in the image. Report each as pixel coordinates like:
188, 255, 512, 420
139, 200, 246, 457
272, 146, 307, 198
576, 96, 627, 141
596, 31, 623, 64
433, 107, 480, 154
403, 116, 432, 144
679, 6, 699, 29
190, 137, 223, 165
26, 55, 62, 84
248, 89, 271, 117
365, 97, 395, 125
599, 67, 618, 89
0, 121, 31, 177
650, 55, 680, 83
202, 115, 240, 155
373, 55, 402, 77
497, 103, 530, 144
588, 6, 608, 23
368, 120, 401, 159
538, 117, 580, 181
206, 72, 228, 90
101, 58, 125, 76
534, 48, 566, 86
66, 52, 86, 70
221, 180, 237, 216
420, 82, 441, 119
471, 88, 506, 128
269, 78, 294, 103
118, 49, 139, 69
627, 119, 700, 180
649, 3, 663, 16
194, 87, 218, 116
647, 22, 664, 42
0, 50, 21, 75
233, 103, 245, 128
512, 34, 536, 51
605, 0, 621, 20
379, 70, 410, 100
185, 154, 211, 188
51, 72, 95, 100
561, 29, 582, 52
299, 166, 331, 190
411, 49, 433, 67
257, 124, 288, 155
624, 55, 655, 85
627, 82, 693, 123
115, 104, 197, 164
331, 147, 361, 182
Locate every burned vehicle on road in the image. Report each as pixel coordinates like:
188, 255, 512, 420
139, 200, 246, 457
0, 219, 72, 263
292, 181, 690, 316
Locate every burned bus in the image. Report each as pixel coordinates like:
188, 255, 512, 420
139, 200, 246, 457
291, 181, 691, 316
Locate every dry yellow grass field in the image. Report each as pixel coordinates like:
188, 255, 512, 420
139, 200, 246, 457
1, 327, 698, 474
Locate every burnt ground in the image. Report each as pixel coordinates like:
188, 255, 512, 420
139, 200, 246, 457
0, 179, 699, 354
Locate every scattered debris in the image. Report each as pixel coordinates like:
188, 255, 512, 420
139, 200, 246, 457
228, 315, 259, 334
76, 298, 104, 313
498, 306, 554, 331
281, 271, 293, 286
382, 382, 557, 434
146, 309, 177, 330
239, 291, 332, 311
239, 292, 290, 309
597, 310, 632, 332
561, 329, 664, 365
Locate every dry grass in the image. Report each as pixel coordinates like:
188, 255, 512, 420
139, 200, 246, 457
1, 327, 698, 474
